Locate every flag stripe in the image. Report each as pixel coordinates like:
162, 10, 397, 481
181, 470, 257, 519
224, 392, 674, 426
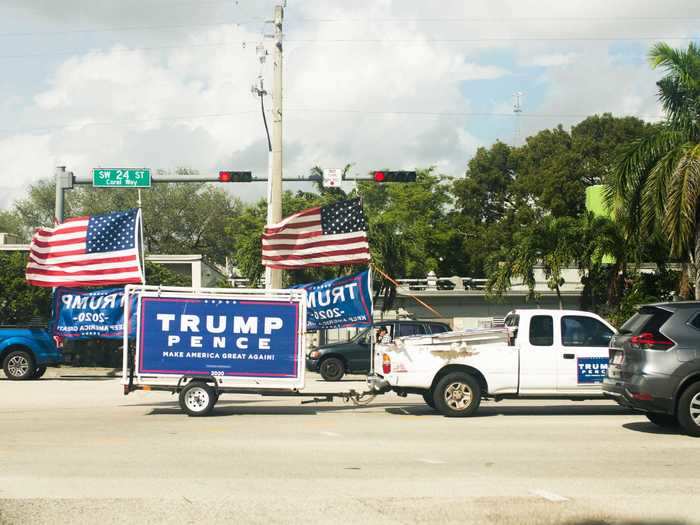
26, 274, 143, 285
262, 241, 369, 257
264, 218, 322, 234
26, 265, 142, 276
262, 247, 370, 262
26, 255, 138, 269
29, 248, 138, 265
33, 230, 88, 244
37, 222, 89, 236
266, 207, 321, 230
262, 232, 367, 247
262, 230, 324, 240
30, 246, 86, 258
263, 253, 371, 268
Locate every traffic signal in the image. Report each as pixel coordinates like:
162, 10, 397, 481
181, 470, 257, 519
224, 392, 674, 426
218, 171, 252, 182
372, 170, 416, 183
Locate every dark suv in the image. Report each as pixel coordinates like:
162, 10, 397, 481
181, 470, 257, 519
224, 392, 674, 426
603, 302, 700, 436
306, 320, 451, 381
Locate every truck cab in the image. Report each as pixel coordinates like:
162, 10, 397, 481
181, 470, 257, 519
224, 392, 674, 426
371, 309, 616, 417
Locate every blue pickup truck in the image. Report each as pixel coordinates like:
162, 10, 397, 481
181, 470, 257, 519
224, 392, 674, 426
0, 325, 62, 380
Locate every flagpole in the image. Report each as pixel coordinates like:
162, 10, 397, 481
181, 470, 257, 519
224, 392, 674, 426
369, 264, 375, 375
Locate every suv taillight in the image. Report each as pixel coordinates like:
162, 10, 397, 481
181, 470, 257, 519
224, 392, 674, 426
382, 354, 391, 374
630, 331, 674, 350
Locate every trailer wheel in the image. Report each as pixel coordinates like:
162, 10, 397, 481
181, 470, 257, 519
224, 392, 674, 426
32, 366, 47, 379
179, 382, 216, 417
433, 372, 481, 418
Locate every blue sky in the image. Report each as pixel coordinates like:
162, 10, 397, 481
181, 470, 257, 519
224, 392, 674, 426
0, 0, 698, 208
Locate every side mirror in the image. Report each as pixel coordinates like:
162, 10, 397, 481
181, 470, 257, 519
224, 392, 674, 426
508, 328, 518, 346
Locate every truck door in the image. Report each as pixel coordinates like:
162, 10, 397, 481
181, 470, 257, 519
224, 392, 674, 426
556, 315, 614, 393
518, 314, 559, 394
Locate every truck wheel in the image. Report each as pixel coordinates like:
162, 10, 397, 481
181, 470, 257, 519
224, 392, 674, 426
434, 372, 481, 418
32, 366, 47, 380
319, 357, 345, 381
677, 382, 700, 437
179, 382, 216, 417
645, 412, 678, 428
422, 390, 436, 409
3, 350, 36, 381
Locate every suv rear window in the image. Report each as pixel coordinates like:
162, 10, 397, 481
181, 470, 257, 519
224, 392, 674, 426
620, 306, 672, 336
397, 323, 427, 337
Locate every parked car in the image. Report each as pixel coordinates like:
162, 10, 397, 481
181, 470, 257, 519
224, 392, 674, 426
0, 324, 62, 380
306, 320, 451, 381
603, 302, 700, 436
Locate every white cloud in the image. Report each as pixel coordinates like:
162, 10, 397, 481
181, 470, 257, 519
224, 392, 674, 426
0, 0, 697, 214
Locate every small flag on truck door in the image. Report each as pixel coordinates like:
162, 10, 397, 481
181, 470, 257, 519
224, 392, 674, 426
262, 198, 370, 269
26, 208, 144, 287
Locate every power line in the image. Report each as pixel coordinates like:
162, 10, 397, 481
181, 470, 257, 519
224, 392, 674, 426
1, 35, 697, 60
2, 15, 700, 38
0, 108, 666, 134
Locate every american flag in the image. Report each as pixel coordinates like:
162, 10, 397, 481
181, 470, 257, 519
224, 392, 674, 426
26, 209, 144, 287
262, 198, 371, 269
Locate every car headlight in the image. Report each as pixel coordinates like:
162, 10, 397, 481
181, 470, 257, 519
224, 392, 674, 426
309, 350, 321, 359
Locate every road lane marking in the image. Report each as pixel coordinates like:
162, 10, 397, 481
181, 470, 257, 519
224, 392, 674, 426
529, 489, 569, 502
320, 431, 341, 437
418, 458, 446, 464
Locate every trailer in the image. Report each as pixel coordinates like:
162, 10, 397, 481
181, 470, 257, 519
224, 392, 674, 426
122, 285, 375, 416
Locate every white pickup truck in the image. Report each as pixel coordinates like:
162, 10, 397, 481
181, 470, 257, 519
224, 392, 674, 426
369, 309, 616, 417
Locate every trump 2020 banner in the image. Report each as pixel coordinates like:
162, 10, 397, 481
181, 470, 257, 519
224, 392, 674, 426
294, 270, 372, 331
52, 287, 137, 339
137, 297, 301, 378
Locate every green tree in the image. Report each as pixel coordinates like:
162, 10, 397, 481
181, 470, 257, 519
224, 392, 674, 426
609, 42, 700, 297
0, 252, 52, 323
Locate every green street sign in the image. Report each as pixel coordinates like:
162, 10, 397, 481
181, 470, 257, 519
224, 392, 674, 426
92, 168, 151, 188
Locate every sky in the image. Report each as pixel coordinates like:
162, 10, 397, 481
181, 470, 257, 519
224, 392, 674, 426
0, 0, 698, 209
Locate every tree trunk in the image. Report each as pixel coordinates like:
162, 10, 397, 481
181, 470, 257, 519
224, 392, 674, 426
555, 283, 563, 310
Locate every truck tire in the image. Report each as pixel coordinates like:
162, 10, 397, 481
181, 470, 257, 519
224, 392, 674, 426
3, 349, 36, 381
179, 382, 217, 417
645, 412, 678, 428
319, 357, 345, 382
677, 382, 700, 437
422, 390, 436, 410
32, 366, 47, 380
433, 372, 481, 418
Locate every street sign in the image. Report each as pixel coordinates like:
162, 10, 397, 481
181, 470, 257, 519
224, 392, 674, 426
92, 168, 151, 188
323, 168, 343, 188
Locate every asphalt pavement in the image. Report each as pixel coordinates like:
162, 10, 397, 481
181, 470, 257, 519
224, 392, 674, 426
1, 369, 699, 525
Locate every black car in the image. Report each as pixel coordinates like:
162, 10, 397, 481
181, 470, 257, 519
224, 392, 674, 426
603, 302, 700, 436
306, 320, 451, 381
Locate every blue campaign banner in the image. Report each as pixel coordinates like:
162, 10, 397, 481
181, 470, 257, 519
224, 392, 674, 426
52, 287, 137, 339
138, 297, 300, 378
294, 270, 372, 331
577, 357, 609, 383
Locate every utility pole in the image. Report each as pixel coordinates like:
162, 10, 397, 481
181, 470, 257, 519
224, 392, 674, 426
54, 166, 73, 223
512, 91, 523, 147
266, 4, 284, 290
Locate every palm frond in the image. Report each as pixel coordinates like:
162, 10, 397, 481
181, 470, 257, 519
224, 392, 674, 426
663, 144, 700, 257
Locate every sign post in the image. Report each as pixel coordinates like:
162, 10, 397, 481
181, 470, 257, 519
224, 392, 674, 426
92, 168, 152, 188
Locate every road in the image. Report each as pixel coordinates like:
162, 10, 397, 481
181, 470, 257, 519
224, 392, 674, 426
1, 370, 699, 525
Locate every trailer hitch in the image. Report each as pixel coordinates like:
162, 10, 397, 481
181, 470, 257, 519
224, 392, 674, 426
299, 389, 377, 406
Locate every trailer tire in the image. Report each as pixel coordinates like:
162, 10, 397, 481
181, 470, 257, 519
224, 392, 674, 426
422, 390, 436, 410
179, 382, 216, 417
433, 372, 481, 418
32, 366, 47, 379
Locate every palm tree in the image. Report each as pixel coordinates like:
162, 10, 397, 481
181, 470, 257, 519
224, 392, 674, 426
609, 42, 700, 297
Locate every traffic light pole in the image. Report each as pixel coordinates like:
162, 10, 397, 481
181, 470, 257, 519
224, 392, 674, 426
266, 4, 284, 290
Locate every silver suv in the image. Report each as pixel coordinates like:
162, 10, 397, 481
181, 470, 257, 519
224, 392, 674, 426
603, 302, 700, 436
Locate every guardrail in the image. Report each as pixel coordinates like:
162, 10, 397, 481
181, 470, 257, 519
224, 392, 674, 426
228, 275, 488, 291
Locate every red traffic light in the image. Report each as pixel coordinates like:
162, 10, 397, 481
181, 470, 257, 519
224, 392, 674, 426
218, 171, 252, 182
373, 171, 386, 182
